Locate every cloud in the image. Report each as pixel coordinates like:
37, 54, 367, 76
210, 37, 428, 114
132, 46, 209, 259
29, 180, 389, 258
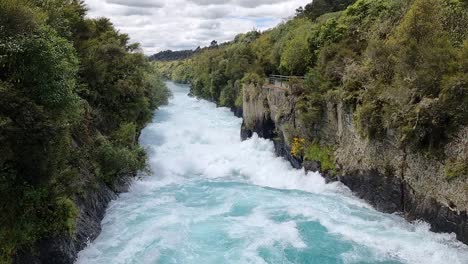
187, 0, 286, 8
84, 0, 311, 54
106, 0, 165, 8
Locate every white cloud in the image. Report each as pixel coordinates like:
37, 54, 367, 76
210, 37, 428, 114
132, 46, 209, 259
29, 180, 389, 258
84, 0, 311, 54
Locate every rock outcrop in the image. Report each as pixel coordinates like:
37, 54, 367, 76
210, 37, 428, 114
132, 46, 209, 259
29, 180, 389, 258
241, 83, 468, 244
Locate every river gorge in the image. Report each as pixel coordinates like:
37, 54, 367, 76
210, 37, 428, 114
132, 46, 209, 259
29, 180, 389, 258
74, 82, 468, 264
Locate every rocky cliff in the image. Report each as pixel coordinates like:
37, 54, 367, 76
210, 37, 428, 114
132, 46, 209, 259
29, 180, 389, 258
241, 83, 468, 244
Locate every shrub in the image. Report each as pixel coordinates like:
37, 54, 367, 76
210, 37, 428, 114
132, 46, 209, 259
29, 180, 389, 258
146, 71, 171, 109
241, 72, 264, 86
0, 186, 78, 263
304, 143, 336, 174
94, 137, 147, 185
219, 81, 237, 107
280, 19, 314, 75
299, 0, 356, 21
445, 160, 468, 181
291, 138, 306, 157
355, 99, 385, 139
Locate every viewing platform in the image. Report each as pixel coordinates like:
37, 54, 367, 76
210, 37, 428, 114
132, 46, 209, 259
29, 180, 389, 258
264, 75, 305, 91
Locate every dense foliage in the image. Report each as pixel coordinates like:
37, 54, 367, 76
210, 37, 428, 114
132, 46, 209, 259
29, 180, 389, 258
324, 0, 468, 151
149, 48, 200, 61
0, 0, 170, 261
296, 0, 357, 20
159, 0, 467, 157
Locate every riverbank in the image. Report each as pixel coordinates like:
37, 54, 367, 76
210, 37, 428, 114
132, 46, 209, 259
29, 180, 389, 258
240, 82, 468, 245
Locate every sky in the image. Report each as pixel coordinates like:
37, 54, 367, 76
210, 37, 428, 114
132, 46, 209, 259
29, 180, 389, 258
84, 0, 311, 55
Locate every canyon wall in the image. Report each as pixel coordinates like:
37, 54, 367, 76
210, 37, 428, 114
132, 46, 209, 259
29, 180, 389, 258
241, 83, 468, 244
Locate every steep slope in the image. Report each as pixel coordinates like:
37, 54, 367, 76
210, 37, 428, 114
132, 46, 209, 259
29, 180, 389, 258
241, 82, 468, 244
0, 1, 170, 263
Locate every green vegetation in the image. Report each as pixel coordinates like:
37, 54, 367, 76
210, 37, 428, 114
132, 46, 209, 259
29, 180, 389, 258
304, 144, 336, 174
149, 48, 199, 61
290, 137, 336, 175
158, 0, 467, 155
445, 160, 468, 181
156, 20, 318, 107
0, 0, 170, 262
296, 0, 357, 21
351, 0, 468, 151
291, 138, 306, 158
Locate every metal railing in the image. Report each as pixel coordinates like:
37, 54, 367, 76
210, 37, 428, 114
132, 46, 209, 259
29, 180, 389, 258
266, 75, 305, 89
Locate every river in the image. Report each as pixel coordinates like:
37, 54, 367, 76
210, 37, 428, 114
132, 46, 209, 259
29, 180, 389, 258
76, 82, 468, 264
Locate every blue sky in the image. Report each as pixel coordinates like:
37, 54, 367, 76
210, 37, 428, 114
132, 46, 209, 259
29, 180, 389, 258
84, 0, 311, 54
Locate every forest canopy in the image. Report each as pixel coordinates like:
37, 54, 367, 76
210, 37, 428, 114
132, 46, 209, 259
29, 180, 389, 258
0, 0, 170, 262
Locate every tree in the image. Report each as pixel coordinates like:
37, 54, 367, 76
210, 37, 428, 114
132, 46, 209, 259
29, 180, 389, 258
296, 6, 304, 16
280, 19, 314, 75
301, 0, 357, 20
0, 0, 170, 261
210, 40, 218, 48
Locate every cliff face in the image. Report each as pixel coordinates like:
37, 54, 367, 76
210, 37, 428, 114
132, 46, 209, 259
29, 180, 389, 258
241, 83, 468, 244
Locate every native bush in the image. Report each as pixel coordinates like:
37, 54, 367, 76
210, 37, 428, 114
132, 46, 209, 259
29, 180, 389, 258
0, 0, 169, 260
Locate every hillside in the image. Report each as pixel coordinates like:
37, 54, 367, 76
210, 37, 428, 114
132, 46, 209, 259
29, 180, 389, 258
0, 0, 170, 263
149, 49, 199, 62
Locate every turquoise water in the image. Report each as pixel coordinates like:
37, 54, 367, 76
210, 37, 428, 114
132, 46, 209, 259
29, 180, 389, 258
76, 82, 468, 264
